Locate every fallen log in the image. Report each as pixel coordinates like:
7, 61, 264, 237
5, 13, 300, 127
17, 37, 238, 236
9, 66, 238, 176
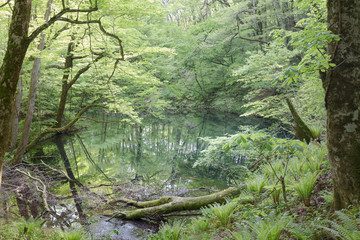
114, 187, 241, 220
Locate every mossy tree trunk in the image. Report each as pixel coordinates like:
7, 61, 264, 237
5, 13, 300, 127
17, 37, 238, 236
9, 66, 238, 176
116, 187, 241, 219
285, 98, 313, 143
12, 0, 53, 166
326, 0, 360, 209
0, 0, 32, 192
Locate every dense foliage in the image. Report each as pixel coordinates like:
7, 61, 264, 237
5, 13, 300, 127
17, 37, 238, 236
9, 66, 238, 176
1, 0, 359, 239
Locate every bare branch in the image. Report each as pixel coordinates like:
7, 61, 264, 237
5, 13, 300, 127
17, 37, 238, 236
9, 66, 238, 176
15, 169, 51, 212
68, 53, 105, 88
28, 6, 98, 42
58, 17, 125, 60
0, 0, 10, 8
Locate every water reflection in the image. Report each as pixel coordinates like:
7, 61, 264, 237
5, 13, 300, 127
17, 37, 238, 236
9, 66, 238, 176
58, 112, 263, 192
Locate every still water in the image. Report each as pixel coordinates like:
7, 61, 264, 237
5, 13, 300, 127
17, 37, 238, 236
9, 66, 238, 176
54, 112, 264, 192
41, 112, 265, 239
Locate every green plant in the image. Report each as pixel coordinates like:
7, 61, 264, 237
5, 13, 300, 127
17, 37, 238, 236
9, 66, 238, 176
296, 143, 327, 173
287, 221, 318, 240
191, 217, 210, 233
261, 160, 283, 181
232, 226, 253, 240
270, 185, 282, 205
17, 218, 44, 240
309, 125, 323, 140
58, 229, 87, 240
321, 211, 360, 240
147, 220, 183, 240
246, 212, 291, 240
247, 175, 267, 195
209, 202, 237, 227
288, 156, 306, 179
320, 190, 333, 207
293, 171, 319, 206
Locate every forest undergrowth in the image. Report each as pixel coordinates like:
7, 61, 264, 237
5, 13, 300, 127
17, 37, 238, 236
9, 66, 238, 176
149, 139, 360, 240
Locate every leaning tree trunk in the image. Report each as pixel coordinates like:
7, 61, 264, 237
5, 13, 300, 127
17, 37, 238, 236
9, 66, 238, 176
326, 0, 360, 209
0, 0, 32, 192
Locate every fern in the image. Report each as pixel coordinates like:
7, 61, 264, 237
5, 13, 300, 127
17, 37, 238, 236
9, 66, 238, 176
293, 171, 319, 206
321, 211, 360, 240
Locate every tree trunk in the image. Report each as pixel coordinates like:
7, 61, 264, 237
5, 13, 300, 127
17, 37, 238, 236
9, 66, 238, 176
326, 0, 360, 209
116, 187, 241, 219
0, 0, 32, 192
55, 41, 74, 128
9, 80, 23, 152
286, 98, 313, 143
12, 0, 53, 166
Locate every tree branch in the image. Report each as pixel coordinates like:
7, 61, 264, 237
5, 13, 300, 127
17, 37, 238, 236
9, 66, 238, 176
25, 98, 102, 152
28, 6, 98, 42
15, 169, 51, 212
68, 53, 105, 88
0, 0, 10, 8
58, 17, 124, 60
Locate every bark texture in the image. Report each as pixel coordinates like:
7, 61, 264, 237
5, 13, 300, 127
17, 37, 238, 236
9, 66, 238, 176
0, 0, 32, 191
286, 98, 313, 143
116, 187, 241, 219
326, 0, 360, 209
12, 0, 53, 165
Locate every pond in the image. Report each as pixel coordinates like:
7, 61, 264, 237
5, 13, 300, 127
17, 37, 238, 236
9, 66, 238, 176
56, 112, 265, 190
36, 111, 267, 239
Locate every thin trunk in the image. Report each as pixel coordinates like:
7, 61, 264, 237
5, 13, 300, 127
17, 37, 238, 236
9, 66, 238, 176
55, 41, 74, 128
12, 0, 53, 166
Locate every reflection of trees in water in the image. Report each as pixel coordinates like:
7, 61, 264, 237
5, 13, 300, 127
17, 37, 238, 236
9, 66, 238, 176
74, 112, 252, 188
54, 135, 86, 224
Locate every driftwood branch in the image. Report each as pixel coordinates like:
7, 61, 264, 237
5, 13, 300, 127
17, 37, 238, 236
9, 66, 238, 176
15, 169, 51, 212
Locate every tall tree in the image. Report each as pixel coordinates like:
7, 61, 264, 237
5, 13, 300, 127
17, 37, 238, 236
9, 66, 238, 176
0, 0, 98, 191
12, 0, 53, 166
0, 0, 33, 191
326, 0, 360, 209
